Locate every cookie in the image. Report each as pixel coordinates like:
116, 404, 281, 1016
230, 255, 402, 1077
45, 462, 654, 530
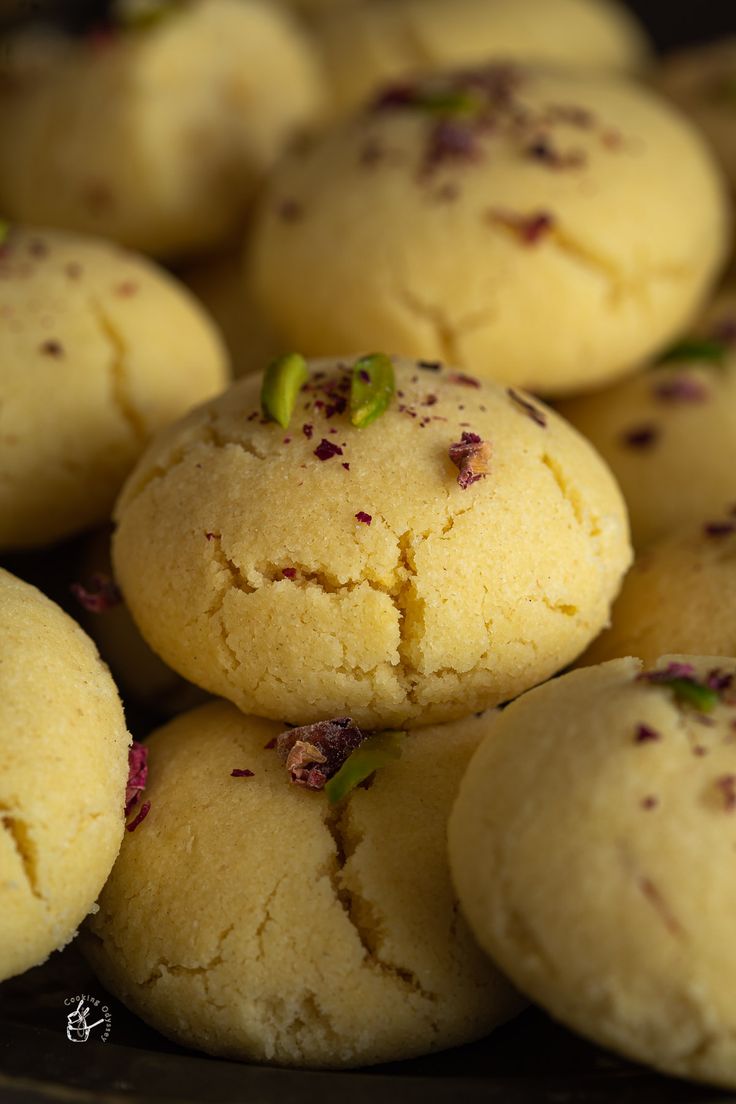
0, 225, 228, 551
84, 702, 521, 1067
449, 655, 736, 1090
558, 336, 736, 548
0, 568, 130, 983
112, 356, 631, 729
581, 514, 736, 667
248, 64, 728, 396
315, 0, 649, 117
657, 40, 736, 198
0, 0, 323, 258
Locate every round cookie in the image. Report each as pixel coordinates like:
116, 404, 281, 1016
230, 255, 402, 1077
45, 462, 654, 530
248, 64, 728, 396
0, 225, 228, 551
83, 702, 521, 1067
581, 514, 736, 667
315, 0, 649, 118
112, 356, 631, 729
0, 0, 323, 258
0, 568, 130, 983
557, 339, 736, 549
657, 40, 736, 198
449, 656, 736, 1090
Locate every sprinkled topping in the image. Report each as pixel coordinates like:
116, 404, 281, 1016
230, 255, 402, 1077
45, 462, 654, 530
314, 438, 343, 461
639, 662, 721, 713
525, 136, 585, 170
424, 119, 482, 174
641, 796, 659, 811
708, 669, 734, 691
39, 340, 63, 357
324, 732, 404, 805
449, 432, 491, 490
231, 768, 255, 778
711, 317, 736, 345
508, 388, 547, 426
70, 573, 122, 613
115, 281, 138, 297
717, 774, 736, 811
350, 353, 395, 428
621, 424, 659, 450
634, 724, 661, 744
658, 338, 728, 365
261, 353, 309, 430
302, 423, 313, 439
652, 375, 709, 404
704, 521, 736, 539
355, 512, 372, 526
418, 360, 442, 372
281, 567, 297, 580
448, 371, 480, 388
277, 199, 304, 224
0, 221, 8, 246
277, 718, 366, 790
125, 742, 148, 816
126, 801, 150, 833
488, 209, 555, 246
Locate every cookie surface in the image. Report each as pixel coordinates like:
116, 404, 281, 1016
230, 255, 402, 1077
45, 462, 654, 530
449, 655, 736, 1090
112, 356, 631, 728
316, 0, 649, 116
0, 225, 228, 550
248, 64, 728, 396
558, 339, 736, 548
0, 0, 323, 257
84, 702, 521, 1067
0, 569, 130, 982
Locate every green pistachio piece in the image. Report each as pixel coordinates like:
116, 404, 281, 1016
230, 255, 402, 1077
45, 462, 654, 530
261, 353, 309, 429
324, 731, 404, 805
416, 88, 480, 116
350, 353, 396, 428
667, 678, 720, 712
658, 338, 728, 365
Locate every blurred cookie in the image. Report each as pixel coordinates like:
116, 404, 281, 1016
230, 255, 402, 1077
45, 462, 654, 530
0, 225, 228, 551
248, 64, 728, 395
1, 568, 129, 982
84, 702, 521, 1067
449, 655, 736, 1091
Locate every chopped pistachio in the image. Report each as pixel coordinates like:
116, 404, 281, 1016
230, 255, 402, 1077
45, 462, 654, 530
261, 353, 309, 429
658, 338, 727, 365
416, 87, 480, 116
350, 353, 395, 428
667, 678, 720, 713
324, 731, 403, 804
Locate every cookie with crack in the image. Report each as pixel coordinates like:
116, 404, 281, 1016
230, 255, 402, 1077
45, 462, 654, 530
314, 0, 649, 118
0, 0, 323, 258
557, 336, 736, 549
449, 655, 736, 1091
247, 63, 728, 397
83, 701, 521, 1067
0, 568, 130, 983
657, 39, 736, 199
0, 225, 228, 551
580, 513, 736, 667
112, 355, 631, 729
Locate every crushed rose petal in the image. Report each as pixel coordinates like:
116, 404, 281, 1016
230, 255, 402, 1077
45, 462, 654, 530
717, 774, 736, 811
314, 439, 343, 461
126, 800, 150, 833
355, 511, 372, 525
507, 388, 547, 426
70, 573, 122, 613
488, 209, 555, 245
653, 376, 709, 404
449, 432, 491, 489
277, 718, 366, 790
634, 724, 661, 744
281, 567, 297, 580
125, 742, 148, 816
704, 521, 736, 538
231, 768, 255, 778
448, 372, 481, 388
621, 424, 660, 450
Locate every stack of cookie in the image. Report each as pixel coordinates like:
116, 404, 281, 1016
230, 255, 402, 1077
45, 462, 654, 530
3, 0, 736, 1090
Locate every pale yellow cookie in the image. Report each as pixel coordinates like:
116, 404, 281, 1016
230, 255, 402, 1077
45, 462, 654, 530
581, 515, 736, 667
0, 569, 130, 983
248, 64, 728, 396
315, 0, 649, 117
449, 655, 736, 1091
84, 702, 521, 1067
112, 356, 631, 729
558, 342, 736, 549
0, 0, 323, 258
0, 225, 228, 551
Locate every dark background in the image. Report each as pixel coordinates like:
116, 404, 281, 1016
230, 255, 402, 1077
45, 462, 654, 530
0, 0, 734, 49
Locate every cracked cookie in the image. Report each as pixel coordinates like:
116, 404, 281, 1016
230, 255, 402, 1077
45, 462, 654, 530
0, 225, 228, 551
83, 701, 521, 1067
580, 513, 736, 667
112, 355, 631, 729
557, 335, 736, 549
0, 568, 130, 983
0, 0, 323, 258
247, 63, 729, 397
449, 655, 736, 1091
314, 0, 649, 118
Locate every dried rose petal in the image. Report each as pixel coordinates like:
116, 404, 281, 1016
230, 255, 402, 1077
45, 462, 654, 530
126, 801, 150, 833
231, 768, 255, 778
314, 439, 343, 461
448, 372, 480, 388
355, 512, 372, 525
507, 388, 547, 426
277, 718, 366, 790
70, 573, 122, 614
418, 360, 442, 372
707, 669, 733, 692
634, 724, 661, 744
488, 209, 556, 246
717, 775, 736, 811
125, 742, 148, 815
39, 340, 63, 357
641, 795, 659, 810
449, 432, 491, 489
704, 522, 736, 538
621, 424, 659, 450
652, 376, 709, 404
